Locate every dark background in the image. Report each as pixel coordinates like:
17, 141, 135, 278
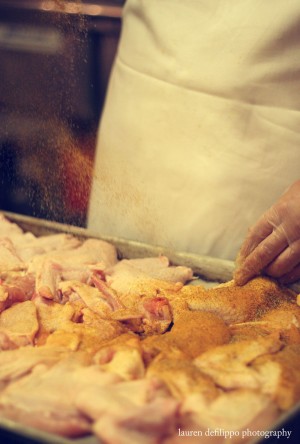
0, 0, 124, 226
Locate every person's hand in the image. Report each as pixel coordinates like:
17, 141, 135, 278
234, 180, 300, 286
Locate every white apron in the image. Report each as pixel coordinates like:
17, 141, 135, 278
88, 0, 300, 260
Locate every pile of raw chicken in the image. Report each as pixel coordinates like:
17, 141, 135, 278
0, 214, 300, 444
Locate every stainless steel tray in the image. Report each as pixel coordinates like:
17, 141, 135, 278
2, 211, 235, 283
0, 211, 299, 444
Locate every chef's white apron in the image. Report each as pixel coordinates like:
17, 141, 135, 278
88, 0, 300, 260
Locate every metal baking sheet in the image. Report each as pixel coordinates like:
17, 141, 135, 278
2, 211, 236, 283
0, 211, 300, 444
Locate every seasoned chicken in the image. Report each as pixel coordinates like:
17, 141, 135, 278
34, 299, 77, 345
252, 344, 300, 410
194, 334, 283, 390
95, 274, 177, 335
1, 214, 300, 444
178, 277, 296, 323
58, 280, 114, 318
0, 301, 38, 347
34, 292, 125, 353
168, 310, 231, 358
142, 310, 231, 362
93, 333, 145, 380
44, 310, 125, 355
230, 302, 300, 345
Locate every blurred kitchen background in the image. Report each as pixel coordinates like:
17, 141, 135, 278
0, 0, 124, 226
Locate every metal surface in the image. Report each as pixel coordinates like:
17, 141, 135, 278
3, 211, 235, 283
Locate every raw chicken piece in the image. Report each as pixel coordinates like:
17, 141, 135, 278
58, 280, 114, 317
230, 302, 300, 345
94, 333, 144, 380
80, 238, 118, 267
167, 310, 231, 358
0, 301, 38, 347
147, 356, 219, 400
0, 238, 26, 272
93, 397, 178, 444
34, 299, 76, 344
110, 296, 173, 335
35, 260, 62, 300
0, 344, 71, 387
0, 215, 82, 266
104, 263, 184, 335
0, 215, 24, 238
97, 332, 141, 349
259, 302, 300, 325
28, 238, 118, 274
180, 277, 296, 323
180, 389, 279, 439
0, 358, 121, 437
60, 265, 91, 283
44, 331, 81, 351
44, 307, 125, 354
0, 273, 35, 314
98, 347, 145, 380
0, 272, 35, 304
110, 256, 193, 284
194, 334, 283, 390
259, 305, 300, 345
111, 294, 177, 335
142, 335, 185, 366
0, 332, 18, 351
253, 344, 300, 410
105, 259, 184, 296
142, 310, 230, 362
0, 286, 9, 314
90, 273, 124, 310
141, 296, 173, 335
76, 378, 179, 444
15, 233, 81, 263
141, 265, 193, 284
103, 272, 175, 335
34, 292, 125, 352
27, 238, 118, 299
34, 259, 93, 301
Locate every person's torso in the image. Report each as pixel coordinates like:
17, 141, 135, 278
88, 0, 300, 260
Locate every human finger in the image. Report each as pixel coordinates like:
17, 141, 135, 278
265, 239, 300, 278
236, 213, 274, 266
234, 229, 287, 286
279, 263, 300, 284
